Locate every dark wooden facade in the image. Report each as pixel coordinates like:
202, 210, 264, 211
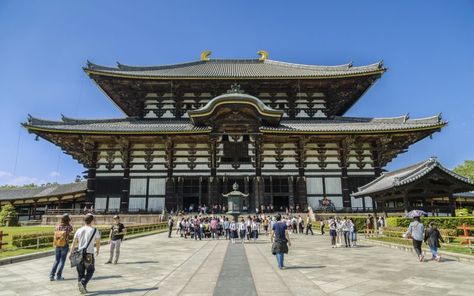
23, 53, 446, 213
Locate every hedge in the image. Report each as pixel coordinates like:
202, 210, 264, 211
11, 223, 168, 249
386, 217, 474, 232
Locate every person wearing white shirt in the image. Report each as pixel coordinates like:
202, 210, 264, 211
69, 214, 101, 294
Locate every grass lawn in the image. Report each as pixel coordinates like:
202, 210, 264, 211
0, 226, 167, 260
1, 226, 54, 246
0, 226, 55, 259
370, 236, 473, 256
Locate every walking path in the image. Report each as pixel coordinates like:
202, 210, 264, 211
0, 231, 473, 296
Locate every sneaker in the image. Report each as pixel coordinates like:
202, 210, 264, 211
113, 261, 118, 265
105, 261, 112, 264
49, 276, 55, 281
56, 276, 64, 281
78, 282, 87, 294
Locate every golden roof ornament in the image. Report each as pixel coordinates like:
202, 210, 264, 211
200, 50, 212, 61
257, 50, 269, 61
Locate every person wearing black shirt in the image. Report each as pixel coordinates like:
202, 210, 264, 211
106, 215, 126, 264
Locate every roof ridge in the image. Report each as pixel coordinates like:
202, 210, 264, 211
85, 58, 386, 74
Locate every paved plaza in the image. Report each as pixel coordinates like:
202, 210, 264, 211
0, 231, 473, 296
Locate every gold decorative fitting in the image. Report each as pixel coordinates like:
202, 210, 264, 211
257, 50, 269, 61
200, 50, 212, 61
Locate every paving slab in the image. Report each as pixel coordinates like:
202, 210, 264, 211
0, 231, 473, 295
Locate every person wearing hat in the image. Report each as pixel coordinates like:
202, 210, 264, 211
49, 213, 73, 281
106, 215, 126, 264
70, 213, 101, 294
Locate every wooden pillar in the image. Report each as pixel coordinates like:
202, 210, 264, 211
372, 197, 379, 237
341, 166, 350, 209
448, 193, 456, 217
198, 177, 203, 207
296, 177, 307, 209
403, 193, 410, 215
165, 177, 176, 212
288, 176, 295, 210
177, 177, 184, 211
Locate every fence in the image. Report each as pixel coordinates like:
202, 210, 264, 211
6, 222, 168, 251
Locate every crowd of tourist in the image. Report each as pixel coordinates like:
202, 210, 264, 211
46, 208, 447, 294
167, 213, 315, 244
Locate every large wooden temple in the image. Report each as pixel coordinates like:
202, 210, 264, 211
23, 51, 446, 213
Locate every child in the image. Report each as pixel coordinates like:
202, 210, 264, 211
424, 221, 444, 262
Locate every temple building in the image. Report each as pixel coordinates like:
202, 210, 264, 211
23, 51, 446, 213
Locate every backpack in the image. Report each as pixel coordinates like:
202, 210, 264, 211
53, 230, 68, 247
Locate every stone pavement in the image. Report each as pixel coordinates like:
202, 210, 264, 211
0, 231, 473, 296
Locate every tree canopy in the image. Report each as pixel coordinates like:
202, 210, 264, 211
453, 160, 474, 183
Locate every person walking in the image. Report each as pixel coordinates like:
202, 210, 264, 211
251, 218, 259, 242
168, 216, 174, 238
349, 218, 357, 247
271, 214, 291, 270
263, 216, 269, 235
230, 219, 238, 244
69, 213, 101, 294
342, 217, 351, 248
105, 215, 126, 265
305, 215, 313, 235
239, 218, 247, 244
424, 221, 444, 262
210, 217, 218, 240
336, 217, 344, 247
298, 215, 304, 234
50, 213, 73, 281
404, 215, 425, 262
320, 218, 325, 235
223, 217, 230, 240
328, 217, 337, 248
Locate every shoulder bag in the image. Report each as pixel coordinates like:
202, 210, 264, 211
70, 228, 97, 268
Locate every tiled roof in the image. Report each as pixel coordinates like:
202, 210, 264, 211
352, 158, 474, 197
261, 114, 445, 133
24, 114, 445, 134
24, 116, 212, 133
0, 182, 86, 201
85, 59, 385, 78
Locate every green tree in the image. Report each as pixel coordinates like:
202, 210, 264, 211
453, 160, 474, 182
0, 204, 19, 226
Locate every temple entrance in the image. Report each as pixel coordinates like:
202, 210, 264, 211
273, 196, 289, 211
183, 196, 199, 212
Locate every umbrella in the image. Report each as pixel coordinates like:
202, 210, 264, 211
405, 210, 427, 218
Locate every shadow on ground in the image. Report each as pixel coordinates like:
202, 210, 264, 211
87, 287, 158, 295
284, 265, 326, 269
119, 260, 159, 264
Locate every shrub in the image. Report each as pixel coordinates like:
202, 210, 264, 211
386, 217, 474, 233
0, 204, 19, 226
455, 208, 470, 217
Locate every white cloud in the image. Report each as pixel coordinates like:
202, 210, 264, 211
49, 171, 60, 177
8, 176, 46, 186
0, 172, 46, 186
0, 171, 13, 178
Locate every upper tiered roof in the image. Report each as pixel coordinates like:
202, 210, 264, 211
85, 59, 385, 79
83, 52, 386, 117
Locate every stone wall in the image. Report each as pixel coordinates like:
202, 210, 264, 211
41, 214, 165, 226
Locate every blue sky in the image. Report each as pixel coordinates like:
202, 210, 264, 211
0, 0, 473, 186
